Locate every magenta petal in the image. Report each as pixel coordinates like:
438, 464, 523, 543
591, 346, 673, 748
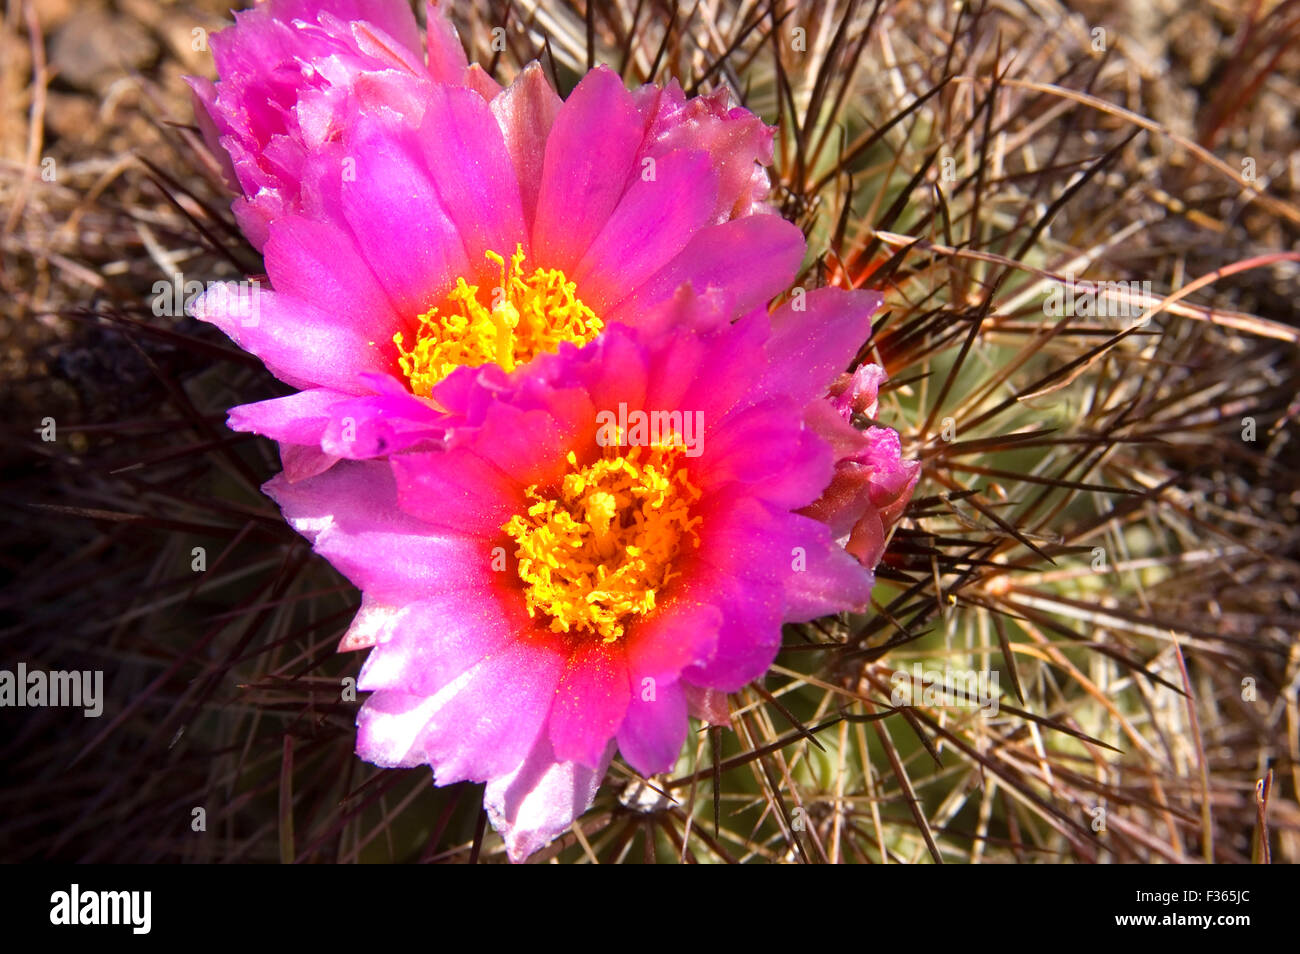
190, 283, 390, 392
424, 0, 470, 82
344, 16, 424, 72
572, 149, 719, 312
484, 733, 613, 863
532, 66, 644, 274
694, 401, 807, 495
463, 63, 502, 101
617, 678, 688, 777
637, 81, 776, 221
224, 389, 356, 447
692, 493, 797, 585
227, 389, 343, 445
683, 683, 731, 726
263, 460, 493, 601
637, 296, 767, 424
549, 641, 630, 769
491, 64, 562, 232
695, 495, 875, 621
557, 325, 648, 419
625, 598, 722, 684
802, 463, 875, 537
805, 397, 870, 461
417, 636, 568, 785
408, 84, 527, 271
195, 0, 430, 250
187, 77, 238, 188
317, 387, 448, 459
453, 399, 592, 494
230, 193, 279, 254
746, 430, 838, 511
328, 123, 470, 318
355, 591, 524, 696
606, 214, 804, 323
392, 446, 520, 536
354, 689, 448, 768
846, 510, 888, 569
338, 595, 401, 651
757, 288, 884, 406
763, 508, 876, 621
279, 442, 340, 482
803, 428, 920, 564
285, 0, 423, 55
859, 428, 922, 512
676, 497, 850, 689
830, 363, 887, 420
678, 562, 784, 691
263, 213, 400, 345
357, 634, 566, 784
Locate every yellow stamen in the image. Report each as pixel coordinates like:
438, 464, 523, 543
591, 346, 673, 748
394, 244, 603, 396
503, 442, 702, 643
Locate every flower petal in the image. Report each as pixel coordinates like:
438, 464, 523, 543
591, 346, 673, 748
532, 66, 644, 274
423, 0, 469, 83
606, 214, 804, 324
279, 442, 340, 482
304, 1, 422, 55
572, 149, 719, 312
549, 640, 630, 770
337, 594, 400, 651
322, 125, 470, 319
678, 560, 784, 691
190, 283, 390, 392
262, 212, 401, 345
355, 590, 527, 696
447, 397, 594, 494
227, 388, 345, 445
317, 384, 448, 458
760, 506, 876, 621
407, 84, 528, 274
756, 288, 884, 407
357, 633, 567, 784
263, 460, 493, 601
617, 677, 688, 777
491, 63, 563, 232
392, 445, 522, 536
683, 683, 731, 726
624, 598, 721, 684
354, 688, 448, 768
693, 400, 808, 495
636, 80, 776, 221
484, 733, 613, 863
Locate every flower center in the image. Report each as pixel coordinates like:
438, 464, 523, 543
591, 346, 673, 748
394, 244, 604, 396
503, 443, 702, 643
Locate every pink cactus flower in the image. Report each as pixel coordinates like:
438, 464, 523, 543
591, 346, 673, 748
189, 0, 801, 480
804, 363, 920, 569
264, 285, 883, 861
188, 0, 479, 249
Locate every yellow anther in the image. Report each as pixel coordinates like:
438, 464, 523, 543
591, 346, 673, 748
503, 444, 702, 643
394, 244, 603, 396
